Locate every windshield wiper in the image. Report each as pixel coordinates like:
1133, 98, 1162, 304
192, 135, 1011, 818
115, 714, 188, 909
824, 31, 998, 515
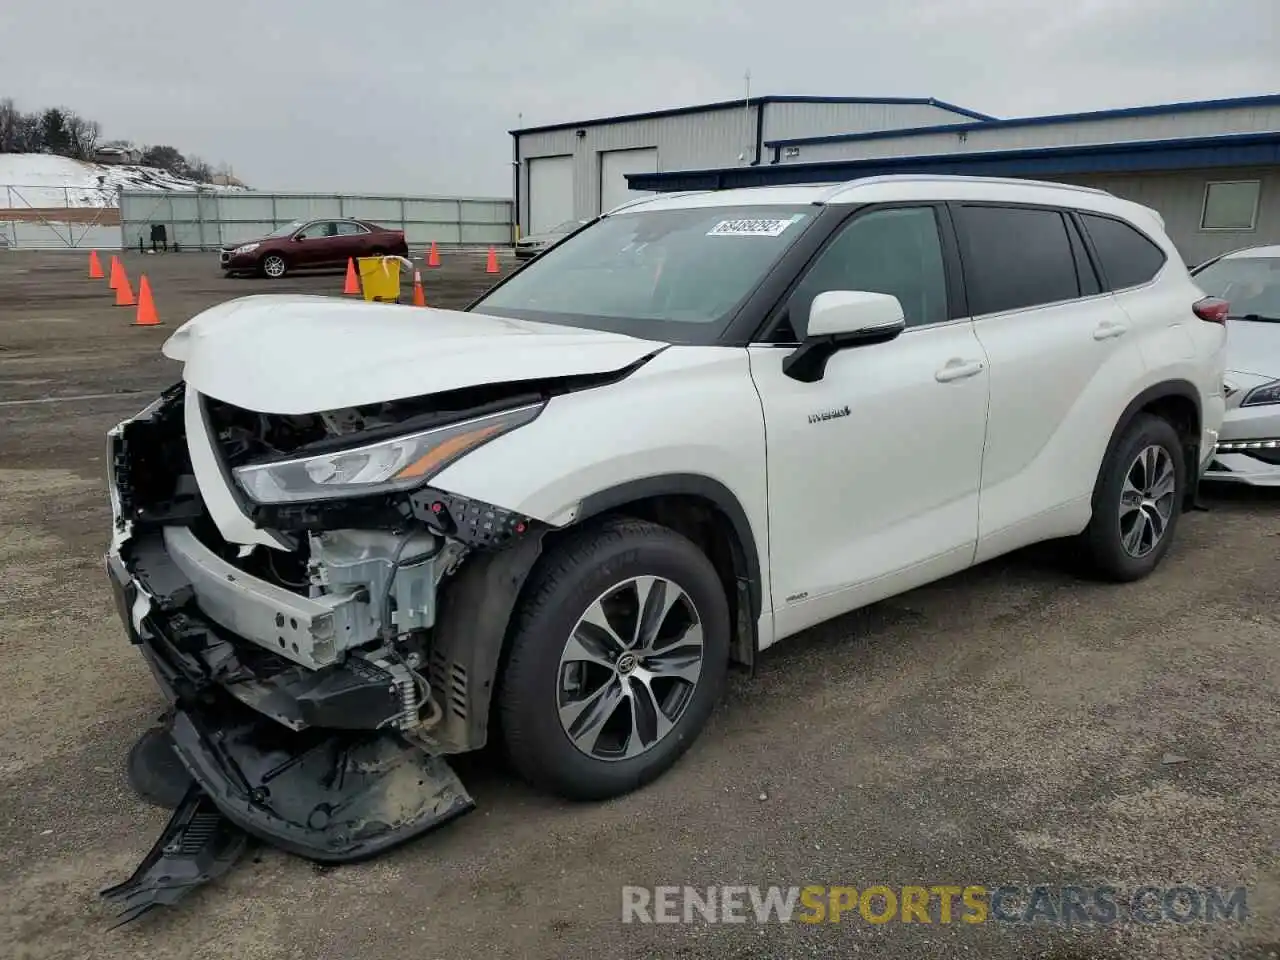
1230, 314, 1280, 323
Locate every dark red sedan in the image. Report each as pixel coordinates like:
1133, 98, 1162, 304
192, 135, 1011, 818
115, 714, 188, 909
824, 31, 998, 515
220, 218, 410, 279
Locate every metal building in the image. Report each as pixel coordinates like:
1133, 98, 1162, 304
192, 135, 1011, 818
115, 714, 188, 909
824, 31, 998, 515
625, 93, 1280, 265
510, 96, 994, 236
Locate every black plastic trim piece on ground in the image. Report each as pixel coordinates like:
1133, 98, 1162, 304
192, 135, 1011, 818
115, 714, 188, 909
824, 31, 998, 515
168, 703, 476, 864
99, 784, 251, 928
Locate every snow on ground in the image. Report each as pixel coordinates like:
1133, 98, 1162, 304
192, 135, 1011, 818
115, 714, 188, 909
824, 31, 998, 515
0, 154, 247, 207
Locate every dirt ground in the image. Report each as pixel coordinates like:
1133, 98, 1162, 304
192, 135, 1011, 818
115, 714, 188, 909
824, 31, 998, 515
1, 249, 1278, 960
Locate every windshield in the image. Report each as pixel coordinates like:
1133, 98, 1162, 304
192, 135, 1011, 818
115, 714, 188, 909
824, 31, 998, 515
473, 205, 815, 342
1193, 255, 1280, 320
266, 220, 305, 238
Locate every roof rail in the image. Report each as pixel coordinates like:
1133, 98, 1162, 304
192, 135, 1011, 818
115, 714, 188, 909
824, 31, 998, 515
821, 173, 1111, 200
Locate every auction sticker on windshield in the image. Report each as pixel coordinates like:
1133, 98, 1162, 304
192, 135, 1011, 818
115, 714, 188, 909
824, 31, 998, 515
707, 215, 804, 238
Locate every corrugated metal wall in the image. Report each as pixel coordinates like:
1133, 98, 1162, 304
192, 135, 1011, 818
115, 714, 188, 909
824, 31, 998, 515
514, 101, 984, 230
119, 190, 514, 252
760, 101, 971, 143
776, 104, 1280, 164
516, 105, 756, 229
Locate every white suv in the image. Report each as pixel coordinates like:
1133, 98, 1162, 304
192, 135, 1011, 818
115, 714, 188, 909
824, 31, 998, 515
104, 175, 1225, 868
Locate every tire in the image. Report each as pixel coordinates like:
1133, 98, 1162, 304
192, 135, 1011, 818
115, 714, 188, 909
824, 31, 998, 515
259, 253, 288, 279
499, 517, 731, 801
1081, 413, 1185, 582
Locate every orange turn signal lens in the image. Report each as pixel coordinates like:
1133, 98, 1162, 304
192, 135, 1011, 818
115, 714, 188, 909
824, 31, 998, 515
393, 425, 502, 480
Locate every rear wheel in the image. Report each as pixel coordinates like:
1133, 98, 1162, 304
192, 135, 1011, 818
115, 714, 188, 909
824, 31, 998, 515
499, 518, 730, 801
1082, 413, 1185, 581
260, 253, 288, 279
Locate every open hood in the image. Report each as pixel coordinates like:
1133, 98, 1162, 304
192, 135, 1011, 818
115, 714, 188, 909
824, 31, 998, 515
162, 295, 666, 414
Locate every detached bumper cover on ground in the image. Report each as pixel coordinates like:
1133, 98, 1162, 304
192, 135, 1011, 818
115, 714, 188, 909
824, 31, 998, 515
101, 545, 476, 924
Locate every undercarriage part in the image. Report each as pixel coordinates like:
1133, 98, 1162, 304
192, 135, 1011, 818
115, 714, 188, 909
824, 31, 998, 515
99, 785, 251, 928
168, 701, 475, 862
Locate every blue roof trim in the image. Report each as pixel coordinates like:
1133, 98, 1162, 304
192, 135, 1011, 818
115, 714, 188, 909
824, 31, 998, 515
510, 95, 994, 136
624, 131, 1280, 192
763, 92, 1280, 148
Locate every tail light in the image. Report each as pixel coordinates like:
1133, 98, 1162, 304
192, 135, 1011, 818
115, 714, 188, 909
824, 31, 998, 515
1193, 296, 1229, 324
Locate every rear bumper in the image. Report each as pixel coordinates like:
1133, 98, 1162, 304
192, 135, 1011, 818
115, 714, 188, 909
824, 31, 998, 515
104, 550, 475, 862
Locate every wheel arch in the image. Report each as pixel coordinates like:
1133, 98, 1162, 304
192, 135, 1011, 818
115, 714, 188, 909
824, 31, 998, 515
426, 474, 763, 756
1096, 379, 1203, 513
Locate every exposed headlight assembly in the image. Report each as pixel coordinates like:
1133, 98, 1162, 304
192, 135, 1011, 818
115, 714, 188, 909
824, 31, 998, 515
234, 242, 260, 254
1241, 380, 1280, 407
233, 403, 542, 504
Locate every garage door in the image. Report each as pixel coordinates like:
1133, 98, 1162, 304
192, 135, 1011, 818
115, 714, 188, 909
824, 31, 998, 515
599, 148, 658, 214
528, 155, 574, 236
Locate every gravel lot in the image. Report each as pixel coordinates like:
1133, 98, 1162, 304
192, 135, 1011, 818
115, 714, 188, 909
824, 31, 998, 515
1, 250, 1277, 960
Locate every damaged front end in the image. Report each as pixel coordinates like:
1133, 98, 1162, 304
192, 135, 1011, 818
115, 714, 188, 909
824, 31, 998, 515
102, 379, 556, 921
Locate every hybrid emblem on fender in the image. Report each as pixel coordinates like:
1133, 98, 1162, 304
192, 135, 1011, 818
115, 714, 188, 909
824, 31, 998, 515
808, 405, 851, 424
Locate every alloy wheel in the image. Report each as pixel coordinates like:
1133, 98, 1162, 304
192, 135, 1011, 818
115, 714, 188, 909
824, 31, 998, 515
1119, 444, 1177, 559
262, 255, 286, 278
556, 576, 704, 762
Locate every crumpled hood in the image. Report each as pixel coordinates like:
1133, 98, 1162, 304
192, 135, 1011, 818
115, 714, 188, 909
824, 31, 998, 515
162, 295, 666, 414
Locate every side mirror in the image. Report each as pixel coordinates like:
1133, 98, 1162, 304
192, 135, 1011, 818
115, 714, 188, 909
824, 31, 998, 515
783, 291, 907, 383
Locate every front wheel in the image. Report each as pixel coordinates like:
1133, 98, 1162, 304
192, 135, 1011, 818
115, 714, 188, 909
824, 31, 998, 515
1081, 413, 1185, 581
499, 518, 730, 801
259, 253, 288, 279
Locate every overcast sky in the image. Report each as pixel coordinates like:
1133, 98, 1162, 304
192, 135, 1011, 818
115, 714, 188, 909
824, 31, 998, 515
1, 0, 1276, 197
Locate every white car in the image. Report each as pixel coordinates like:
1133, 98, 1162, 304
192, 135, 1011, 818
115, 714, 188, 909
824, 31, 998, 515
102, 174, 1225, 890
1190, 245, 1280, 485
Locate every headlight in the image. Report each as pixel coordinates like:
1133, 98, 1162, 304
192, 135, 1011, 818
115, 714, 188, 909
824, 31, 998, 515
233, 403, 542, 504
234, 242, 260, 254
1241, 380, 1280, 407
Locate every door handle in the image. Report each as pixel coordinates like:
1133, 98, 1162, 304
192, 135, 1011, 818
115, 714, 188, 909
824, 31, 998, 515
1093, 322, 1128, 340
935, 359, 985, 383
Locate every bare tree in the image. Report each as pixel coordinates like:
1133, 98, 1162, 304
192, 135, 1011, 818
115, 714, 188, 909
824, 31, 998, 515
65, 113, 101, 160
0, 98, 19, 152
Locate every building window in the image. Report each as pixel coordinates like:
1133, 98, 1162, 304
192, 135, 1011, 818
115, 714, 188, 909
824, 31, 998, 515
1200, 181, 1261, 231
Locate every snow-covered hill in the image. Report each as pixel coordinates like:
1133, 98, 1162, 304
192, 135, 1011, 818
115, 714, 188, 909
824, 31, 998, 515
0, 154, 247, 207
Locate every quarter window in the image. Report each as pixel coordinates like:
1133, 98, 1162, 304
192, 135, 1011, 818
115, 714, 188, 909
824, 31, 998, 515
787, 206, 949, 333
1079, 213, 1167, 290
955, 206, 1080, 315
1200, 181, 1260, 230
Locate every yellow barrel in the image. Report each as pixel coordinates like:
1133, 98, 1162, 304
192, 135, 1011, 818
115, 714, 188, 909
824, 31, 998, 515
357, 256, 402, 302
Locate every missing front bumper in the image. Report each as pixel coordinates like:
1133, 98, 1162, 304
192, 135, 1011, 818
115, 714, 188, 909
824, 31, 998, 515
101, 549, 476, 925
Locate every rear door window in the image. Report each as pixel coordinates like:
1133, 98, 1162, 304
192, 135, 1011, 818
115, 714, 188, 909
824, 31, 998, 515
955, 206, 1081, 315
335, 221, 369, 236
1078, 213, 1167, 290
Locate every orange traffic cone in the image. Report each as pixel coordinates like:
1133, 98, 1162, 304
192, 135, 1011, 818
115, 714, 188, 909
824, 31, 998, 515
427, 241, 440, 268
108, 254, 122, 290
133, 275, 160, 326
343, 257, 360, 295
115, 268, 136, 307
485, 247, 499, 274
88, 250, 104, 279
412, 270, 426, 307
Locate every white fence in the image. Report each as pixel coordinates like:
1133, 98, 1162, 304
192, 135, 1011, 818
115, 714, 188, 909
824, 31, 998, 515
0, 184, 121, 250
119, 190, 515, 252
